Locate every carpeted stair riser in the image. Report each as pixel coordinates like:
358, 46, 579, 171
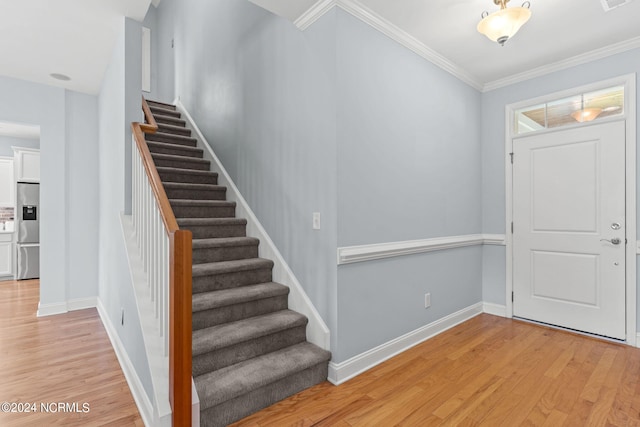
150, 105, 181, 117
177, 219, 247, 239
193, 294, 289, 331
171, 202, 236, 219
157, 168, 218, 185
146, 132, 198, 147
164, 184, 227, 201
154, 114, 186, 127
192, 240, 259, 263
199, 363, 329, 427
157, 123, 192, 137
192, 267, 273, 294
193, 326, 307, 376
152, 154, 210, 171
147, 141, 203, 158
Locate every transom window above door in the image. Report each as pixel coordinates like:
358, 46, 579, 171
515, 85, 624, 135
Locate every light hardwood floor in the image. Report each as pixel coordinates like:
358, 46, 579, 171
233, 314, 640, 426
0, 280, 143, 426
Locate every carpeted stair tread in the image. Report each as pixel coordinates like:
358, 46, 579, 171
158, 122, 192, 136
193, 236, 259, 249
192, 281, 288, 313
153, 113, 186, 127
147, 100, 177, 110
178, 217, 247, 226
194, 342, 331, 410
169, 199, 235, 207
192, 258, 274, 277
152, 153, 210, 170
146, 132, 197, 146
193, 309, 306, 356
164, 182, 225, 191
147, 140, 203, 157
157, 167, 218, 180
150, 105, 180, 117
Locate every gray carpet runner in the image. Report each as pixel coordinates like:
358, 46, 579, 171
145, 99, 331, 427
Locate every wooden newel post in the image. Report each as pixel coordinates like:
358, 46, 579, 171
170, 229, 193, 427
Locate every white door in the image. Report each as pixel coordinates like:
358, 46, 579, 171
512, 121, 626, 340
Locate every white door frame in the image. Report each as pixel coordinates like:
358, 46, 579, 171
504, 73, 637, 345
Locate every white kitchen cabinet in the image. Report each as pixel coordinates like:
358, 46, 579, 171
0, 233, 13, 278
0, 157, 14, 207
13, 147, 40, 183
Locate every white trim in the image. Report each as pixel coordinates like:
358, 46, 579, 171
636, 333, 640, 348
484, 36, 640, 92
97, 298, 155, 427
505, 74, 637, 346
176, 100, 331, 351
483, 302, 507, 317
36, 297, 97, 317
636, 241, 640, 255
327, 302, 483, 385
294, 0, 482, 90
294, 0, 336, 30
337, 234, 505, 265
36, 301, 68, 317
67, 297, 97, 311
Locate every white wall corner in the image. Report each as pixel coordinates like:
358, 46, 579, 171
636, 333, 640, 348
97, 298, 156, 427
482, 302, 507, 317
327, 302, 483, 385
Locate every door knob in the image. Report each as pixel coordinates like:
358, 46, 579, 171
601, 238, 621, 245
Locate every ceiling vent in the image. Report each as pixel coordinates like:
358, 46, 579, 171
601, 0, 635, 11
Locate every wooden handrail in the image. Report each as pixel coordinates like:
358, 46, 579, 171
133, 97, 192, 427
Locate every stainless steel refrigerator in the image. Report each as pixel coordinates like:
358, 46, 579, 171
16, 182, 39, 280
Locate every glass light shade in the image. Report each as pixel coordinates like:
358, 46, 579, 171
571, 108, 603, 123
477, 7, 532, 45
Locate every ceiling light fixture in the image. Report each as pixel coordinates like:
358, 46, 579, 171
477, 0, 532, 46
571, 108, 602, 123
50, 73, 71, 81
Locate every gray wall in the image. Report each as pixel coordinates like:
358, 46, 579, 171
0, 136, 39, 157
97, 17, 152, 400
155, 0, 340, 353
481, 49, 640, 320
142, 5, 160, 101
335, 11, 482, 361
0, 75, 98, 306
154, 0, 484, 363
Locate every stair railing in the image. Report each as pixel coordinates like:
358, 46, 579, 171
132, 96, 192, 426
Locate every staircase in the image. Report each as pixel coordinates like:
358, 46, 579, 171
145, 100, 331, 427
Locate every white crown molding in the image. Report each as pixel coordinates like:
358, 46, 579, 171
337, 234, 506, 265
294, 0, 336, 30
483, 36, 640, 92
328, 302, 483, 384
294, 0, 483, 90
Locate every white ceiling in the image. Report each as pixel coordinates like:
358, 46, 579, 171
0, 0, 638, 95
252, 0, 640, 90
0, 0, 152, 95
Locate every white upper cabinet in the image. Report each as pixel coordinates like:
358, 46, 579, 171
13, 147, 40, 183
0, 157, 14, 207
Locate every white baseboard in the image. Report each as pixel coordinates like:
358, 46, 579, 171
97, 298, 155, 427
482, 302, 507, 317
327, 302, 483, 385
68, 297, 97, 311
36, 297, 97, 317
636, 333, 640, 348
36, 301, 68, 317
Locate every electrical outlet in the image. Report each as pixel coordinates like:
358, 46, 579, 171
121, 308, 125, 325
424, 293, 431, 308
313, 212, 321, 230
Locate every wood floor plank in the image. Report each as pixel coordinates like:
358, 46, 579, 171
0, 280, 142, 426
231, 314, 640, 426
